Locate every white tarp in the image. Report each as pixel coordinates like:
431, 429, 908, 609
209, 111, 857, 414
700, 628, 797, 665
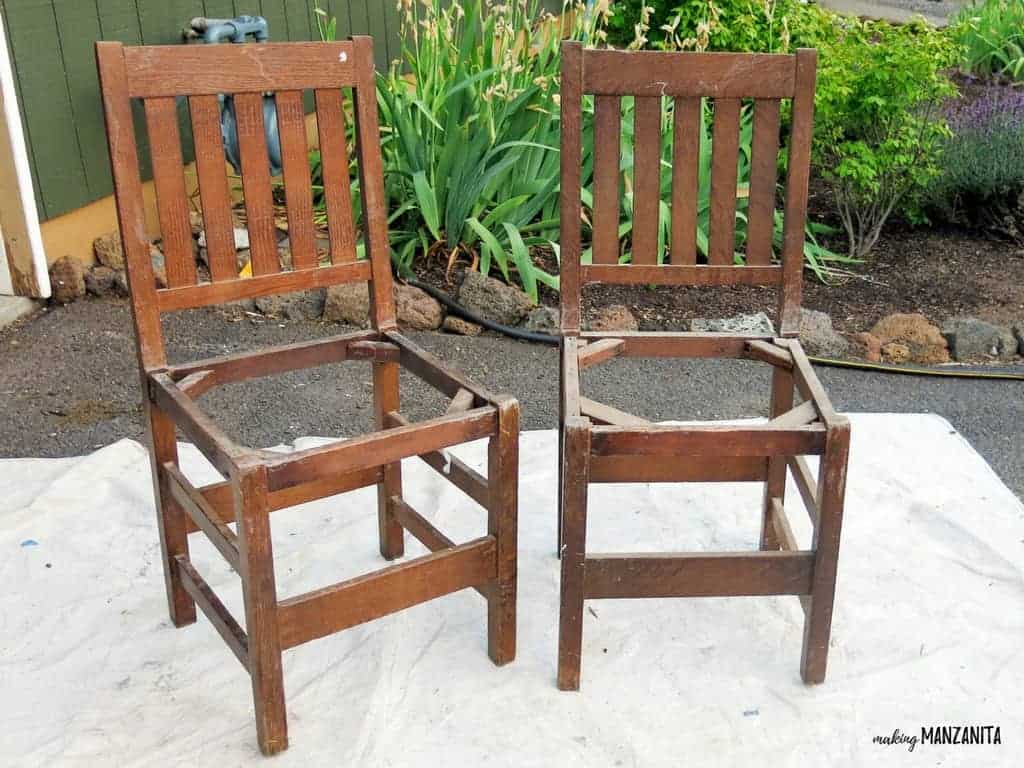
1, 414, 1021, 766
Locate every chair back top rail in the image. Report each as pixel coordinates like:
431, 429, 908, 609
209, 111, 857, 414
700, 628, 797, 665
96, 38, 394, 371
559, 43, 817, 337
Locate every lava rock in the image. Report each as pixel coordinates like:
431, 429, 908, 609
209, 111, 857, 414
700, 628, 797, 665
395, 284, 443, 330
458, 270, 534, 326
255, 289, 326, 321
442, 316, 483, 336
691, 311, 775, 335
521, 306, 560, 335
48, 256, 86, 304
850, 331, 882, 363
871, 313, 949, 364
84, 266, 119, 297
1014, 323, 1024, 356
588, 304, 639, 332
941, 317, 1018, 361
799, 309, 849, 358
323, 282, 370, 326
881, 342, 911, 364
93, 232, 125, 270
149, 245, 167, 289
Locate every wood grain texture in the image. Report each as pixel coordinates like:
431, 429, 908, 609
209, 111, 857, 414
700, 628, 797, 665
592, 95, 622, 265
631, 96, 662, 266
175, 555, 249, 669
788, 455, 820, 525
189, 94, 236, 282
164, 462, 240, 570
580, 331, 776, 359
577, 338, 625, 369
590, 424, 826, 458
581, 264, 782, 286
746, 99, 781, 266
233, 92, 279, 277
582, 50, 797, 98
583, 551, 814, 599
123, 42, 357, 97
314, 88, 358, 264
761, 365, 795, 550
589, 454, 767, 483
559, 40, 584, 332
579, 397, 650, 427
373, 361, 405, 560
708, 98, 741, 265
276, 90, 318, 271
278, 537, 497, 649
487, 396, 519, 665
143, 97, 196, 287
670, 97, 701, 264
557, 418, 590, 691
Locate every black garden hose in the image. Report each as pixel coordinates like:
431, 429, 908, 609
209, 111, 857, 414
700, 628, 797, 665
404, 277, 1024, 379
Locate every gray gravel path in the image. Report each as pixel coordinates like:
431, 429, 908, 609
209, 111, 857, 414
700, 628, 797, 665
1, 298, 1020, 499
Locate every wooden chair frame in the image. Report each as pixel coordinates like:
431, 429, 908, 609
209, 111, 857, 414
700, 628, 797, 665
556, 43, 850, 690
97, 38, 518, 755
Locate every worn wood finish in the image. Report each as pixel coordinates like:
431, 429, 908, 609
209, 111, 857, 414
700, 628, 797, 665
592, 95, 622, 265
558, 48, 847, 692
99, 38, 520, 755
581, 264, 782, 286
123, 42, 357, 97
158, 261, 373, 312
278, 537, 497, 649
175, 555, 249, 669
373, 361, 405, 560
314, 88, 358, 264
746, 99, 781, 266
189, 94, 237, 282
233, 92, 279, 277
671, 97, 701, 264
778, 49, 817, 335
583, 551, 815, 599
143, 97, 196, 287
276, 90, 318, 271
631, 96, 662, 265
708, 98, 741, 265
560, 41, 584, 333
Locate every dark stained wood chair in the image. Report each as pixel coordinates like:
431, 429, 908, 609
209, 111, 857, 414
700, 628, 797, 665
556, 43, 850, 690
96, 38, 518, 755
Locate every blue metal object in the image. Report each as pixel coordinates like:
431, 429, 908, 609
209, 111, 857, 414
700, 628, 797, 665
196, 16, 282, 176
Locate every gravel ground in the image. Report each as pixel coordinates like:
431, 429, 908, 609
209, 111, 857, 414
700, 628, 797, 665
1, 298, 1021, 499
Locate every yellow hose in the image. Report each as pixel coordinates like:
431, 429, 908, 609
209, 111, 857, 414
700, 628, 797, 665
807, 356, 1024, 381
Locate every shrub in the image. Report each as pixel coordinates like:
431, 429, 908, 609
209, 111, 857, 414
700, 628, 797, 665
928, 83, 1024, 240
952, 0, 1024, 82
814, 19, 957, 259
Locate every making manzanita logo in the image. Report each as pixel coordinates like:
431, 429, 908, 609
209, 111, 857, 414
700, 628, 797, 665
873, 726, 1002, 752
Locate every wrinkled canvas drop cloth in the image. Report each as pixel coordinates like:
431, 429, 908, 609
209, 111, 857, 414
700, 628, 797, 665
1, 414, 1021, 767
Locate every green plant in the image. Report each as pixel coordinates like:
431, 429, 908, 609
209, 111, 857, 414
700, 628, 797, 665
952, 0, 1024, 81
814, 19, 957, 259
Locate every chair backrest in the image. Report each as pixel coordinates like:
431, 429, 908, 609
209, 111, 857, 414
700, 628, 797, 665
559, 43, 817, 337
96, 38, 395, 371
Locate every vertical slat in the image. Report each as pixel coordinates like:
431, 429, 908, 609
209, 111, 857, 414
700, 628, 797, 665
761, 365, 794, 549
487, 397, 519, 665
670, 97, 700, 265
592, 95, 621, 265
96, 42, 164, 368
314, 88, 357, 263
144, 97, 197, 287
559, 40, 583, 333
778, 49, 817, 335
189, 94, 237, 282
373, 361, 405, 560
747, 99, 781, 267
708, 98, 741, 266
233, 92, 280, 276
631, 95, 661, 266
351, 36, 397, 330
275, 89, 318, 271
557, 417, 590, 691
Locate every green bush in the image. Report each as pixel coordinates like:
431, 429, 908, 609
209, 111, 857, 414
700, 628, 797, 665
815, 19, 957, 258
952, 0, 1024, 81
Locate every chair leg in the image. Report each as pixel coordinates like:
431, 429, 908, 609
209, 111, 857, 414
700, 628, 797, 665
373, 360, 404, 561
557, 418, 590, 691
557, 340, 565, 557
147, 403, 196, 628
235, 465, 288, 755
486, 397, 519, 666
800, 420, 851, 684
761, 366, 794, 550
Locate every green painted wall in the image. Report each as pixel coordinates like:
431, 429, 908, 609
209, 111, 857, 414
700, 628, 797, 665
1, 0, 483, 220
